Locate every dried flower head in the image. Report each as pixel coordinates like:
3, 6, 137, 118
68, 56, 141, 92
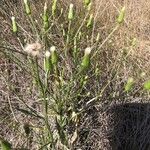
11, 16, 15, 21
45, 51, 51, 58
44, 2, 48, 12
24, 0, 28, 4
24, 42, 42, 57
31, 50, 40, 57
85, 47, 91, 55
50, 46, 56, 52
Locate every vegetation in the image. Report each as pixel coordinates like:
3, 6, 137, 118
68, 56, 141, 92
0, 0, 150, 149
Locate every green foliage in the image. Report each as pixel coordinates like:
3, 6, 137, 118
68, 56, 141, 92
87, 14, 93, 28
1, 1, 149, 149
44, 51, 53, 74
81, 48, 91, 71
125, 77, 134, 92
50, 46, 58, 65
0, 138, 12, 150
52, 0, 57, 16
84, 0, 91, 6
117, 6, 125, 24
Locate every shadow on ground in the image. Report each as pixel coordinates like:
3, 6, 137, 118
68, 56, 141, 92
108, 103, 150, 150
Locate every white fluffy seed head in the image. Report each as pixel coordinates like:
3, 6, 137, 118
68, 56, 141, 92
35, 42, 42, 50
50, 46, 56, 52
24, 44, 35, 53
31, 50, 40, 57
85, 47, 91, 55
45, 51, 51, 58
11, 16, 15, 21
24, 0, 28, 4
70, 3, 74, 8
44, 2, 47, 11
24, 42, 42, 57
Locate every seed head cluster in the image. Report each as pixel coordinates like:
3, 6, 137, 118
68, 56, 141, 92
24, 42, 42, 57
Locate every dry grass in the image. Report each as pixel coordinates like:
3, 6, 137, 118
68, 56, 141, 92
0, 0, 150, 149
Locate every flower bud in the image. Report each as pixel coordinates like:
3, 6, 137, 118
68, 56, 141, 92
68, 3, 74, 20
81, 47, 91, 70
131, 38, 137, 47
11, 16, 17, 33
43, 2, 49, 22
87, 2, 92, 11
96, 33, 100, 42
50, 46, 58, 65
43, 3, 49, 30
78, 31, 82, 40
45, 50, 51, 58
44, 51, 52, 73
117, 6, 125, 24
52, 0, 57, 16
125, 77, 134, 92
84, 0, 91, 6
24, 0, 31, 15
84, 47, 91, 55
44, 21, 49, 30
83, 75, 88, 85
87, 14, 93, 28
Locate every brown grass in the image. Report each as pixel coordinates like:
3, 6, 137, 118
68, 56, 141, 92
0, 0, 150, 149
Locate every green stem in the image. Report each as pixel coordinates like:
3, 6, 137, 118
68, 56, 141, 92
33, 58, 55, 149
92, 24, 119, 58
28, 15, 40, 40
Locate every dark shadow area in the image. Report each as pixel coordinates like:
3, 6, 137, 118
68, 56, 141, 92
108, 103, 150, 150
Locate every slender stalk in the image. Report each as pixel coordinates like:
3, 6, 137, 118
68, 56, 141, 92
92, 24, 119, 58
65, 20, 72, 57
33, 58, 56, 148
28, 15, 40, 40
